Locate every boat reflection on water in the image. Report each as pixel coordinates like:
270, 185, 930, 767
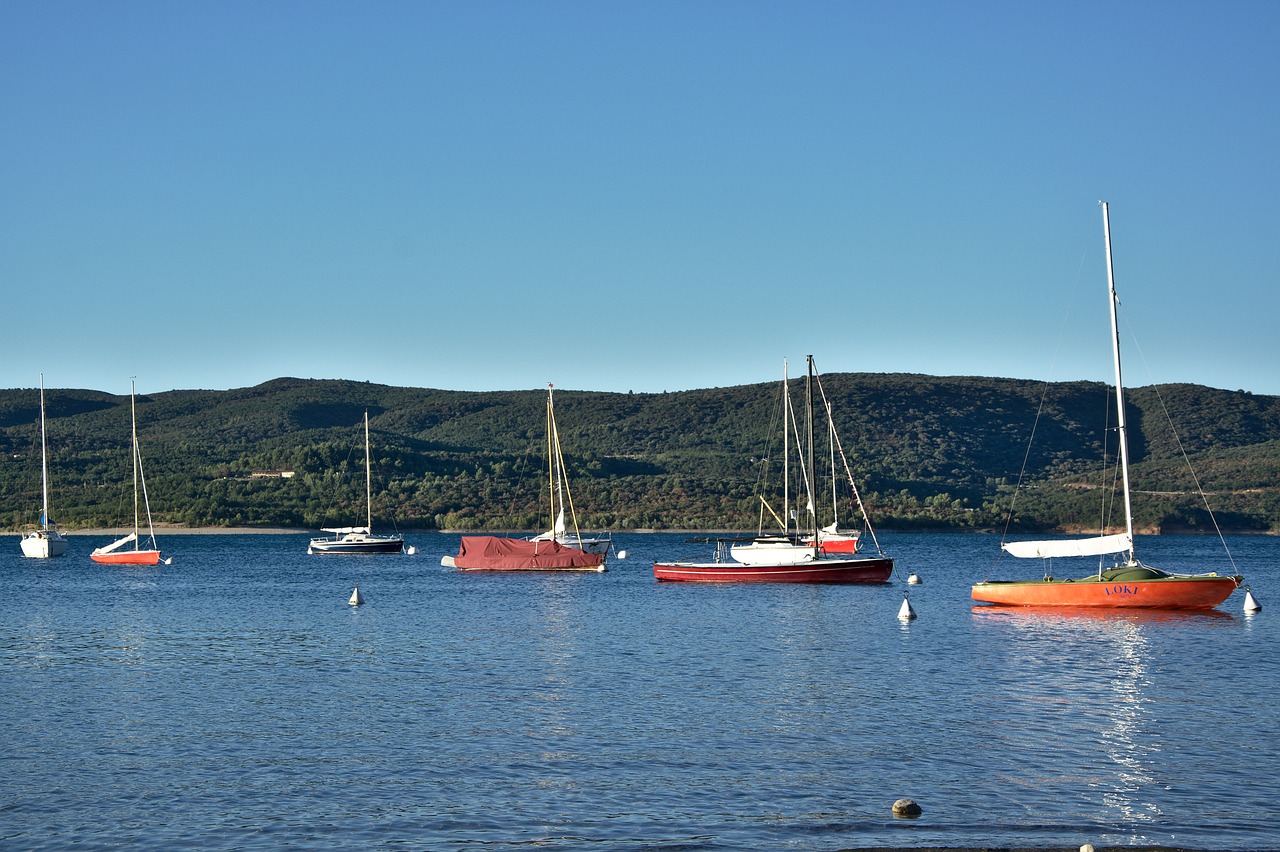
970, 605, 1234, 625
968, 600, 1240, 837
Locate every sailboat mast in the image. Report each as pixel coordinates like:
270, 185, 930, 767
38, 374, 49, 530
547, 385, 558, 529
364, 411, 373, 532
782, 361, 790, 536
806, 355, 819, 557
828, 416, 838, 530
130, 380, 140, 550
1101, 201, 1136, 561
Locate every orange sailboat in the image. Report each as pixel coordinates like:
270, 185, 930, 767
91, 381, 167, 566
973, 202, 1241, 610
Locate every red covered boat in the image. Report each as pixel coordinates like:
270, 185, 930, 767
443, 535, 605, 572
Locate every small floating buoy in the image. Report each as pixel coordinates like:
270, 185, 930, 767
1081, 844, 1096, 852
348, 587, 364, 606
907, 572, 922, 585
405, 545, 417, 555
616, 549, 628, 560
891, 798, 922, 817
162, 557, 173, 565
1244, 587, 1262, 612
898, 595, 916, 621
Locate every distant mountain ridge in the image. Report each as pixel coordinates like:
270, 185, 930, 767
2, 375, 1277, 533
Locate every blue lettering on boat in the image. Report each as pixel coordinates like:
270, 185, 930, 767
1105, 584, 1138, 596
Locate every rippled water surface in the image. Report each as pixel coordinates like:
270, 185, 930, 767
2, 532, 1277, 850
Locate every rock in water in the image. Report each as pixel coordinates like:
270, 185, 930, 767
892, 798, 922, 816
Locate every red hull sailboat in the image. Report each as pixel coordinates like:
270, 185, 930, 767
91, 544, 162, 566
803, 525, 861, 554
654, 549, 891, 583
90, 381, 167, 566
972, 203, 1241, 610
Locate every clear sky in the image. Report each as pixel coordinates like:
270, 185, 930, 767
4, 1, 1277, 398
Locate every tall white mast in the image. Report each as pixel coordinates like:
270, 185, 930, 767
364, 411, 373, 532
1101, 201, 1136, 562
806, 355, 819, 557
782, 360, 790, 535
130, 380, 140, 550
828, 416, 838, 530
38, 374, 50, 530
547, 385, 559, 529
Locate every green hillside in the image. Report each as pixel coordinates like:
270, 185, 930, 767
3, 375, 1278, 534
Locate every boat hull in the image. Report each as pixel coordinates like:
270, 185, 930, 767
804, 533, 861, 554
20, 531, 68, 558
91, 550, 162, 565
309, 535, 404, 555
654, 556, 893, 584
971, 574, 1241, 609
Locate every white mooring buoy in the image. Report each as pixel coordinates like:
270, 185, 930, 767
349, 586, 364, 606
907, 572, 922, 585
898, 595, 916, 621
1244, 587, 1262, 612
617, 549, 628, 560
406, 545, 417, 555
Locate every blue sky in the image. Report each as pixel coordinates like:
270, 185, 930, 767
4, 1, 1277, 398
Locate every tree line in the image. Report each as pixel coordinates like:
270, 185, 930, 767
2, 375, 1278, 533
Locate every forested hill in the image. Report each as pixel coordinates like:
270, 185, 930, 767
2, 375, 1278, 533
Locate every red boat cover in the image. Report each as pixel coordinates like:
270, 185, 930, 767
451, 536, 605, 570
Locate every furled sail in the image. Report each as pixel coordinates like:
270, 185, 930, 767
1002, 533, 1132, 559
321, 527, 369, 535
93, 533, 137, 555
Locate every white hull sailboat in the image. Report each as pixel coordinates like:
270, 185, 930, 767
309, 411, 404, 555
20, 374, 68, 559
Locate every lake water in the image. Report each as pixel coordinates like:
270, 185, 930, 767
2, 532, 1277, 850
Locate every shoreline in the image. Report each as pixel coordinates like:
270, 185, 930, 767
45, 527, 309, 536
10, 526, 1278, 537
837, 848, 1212, 852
